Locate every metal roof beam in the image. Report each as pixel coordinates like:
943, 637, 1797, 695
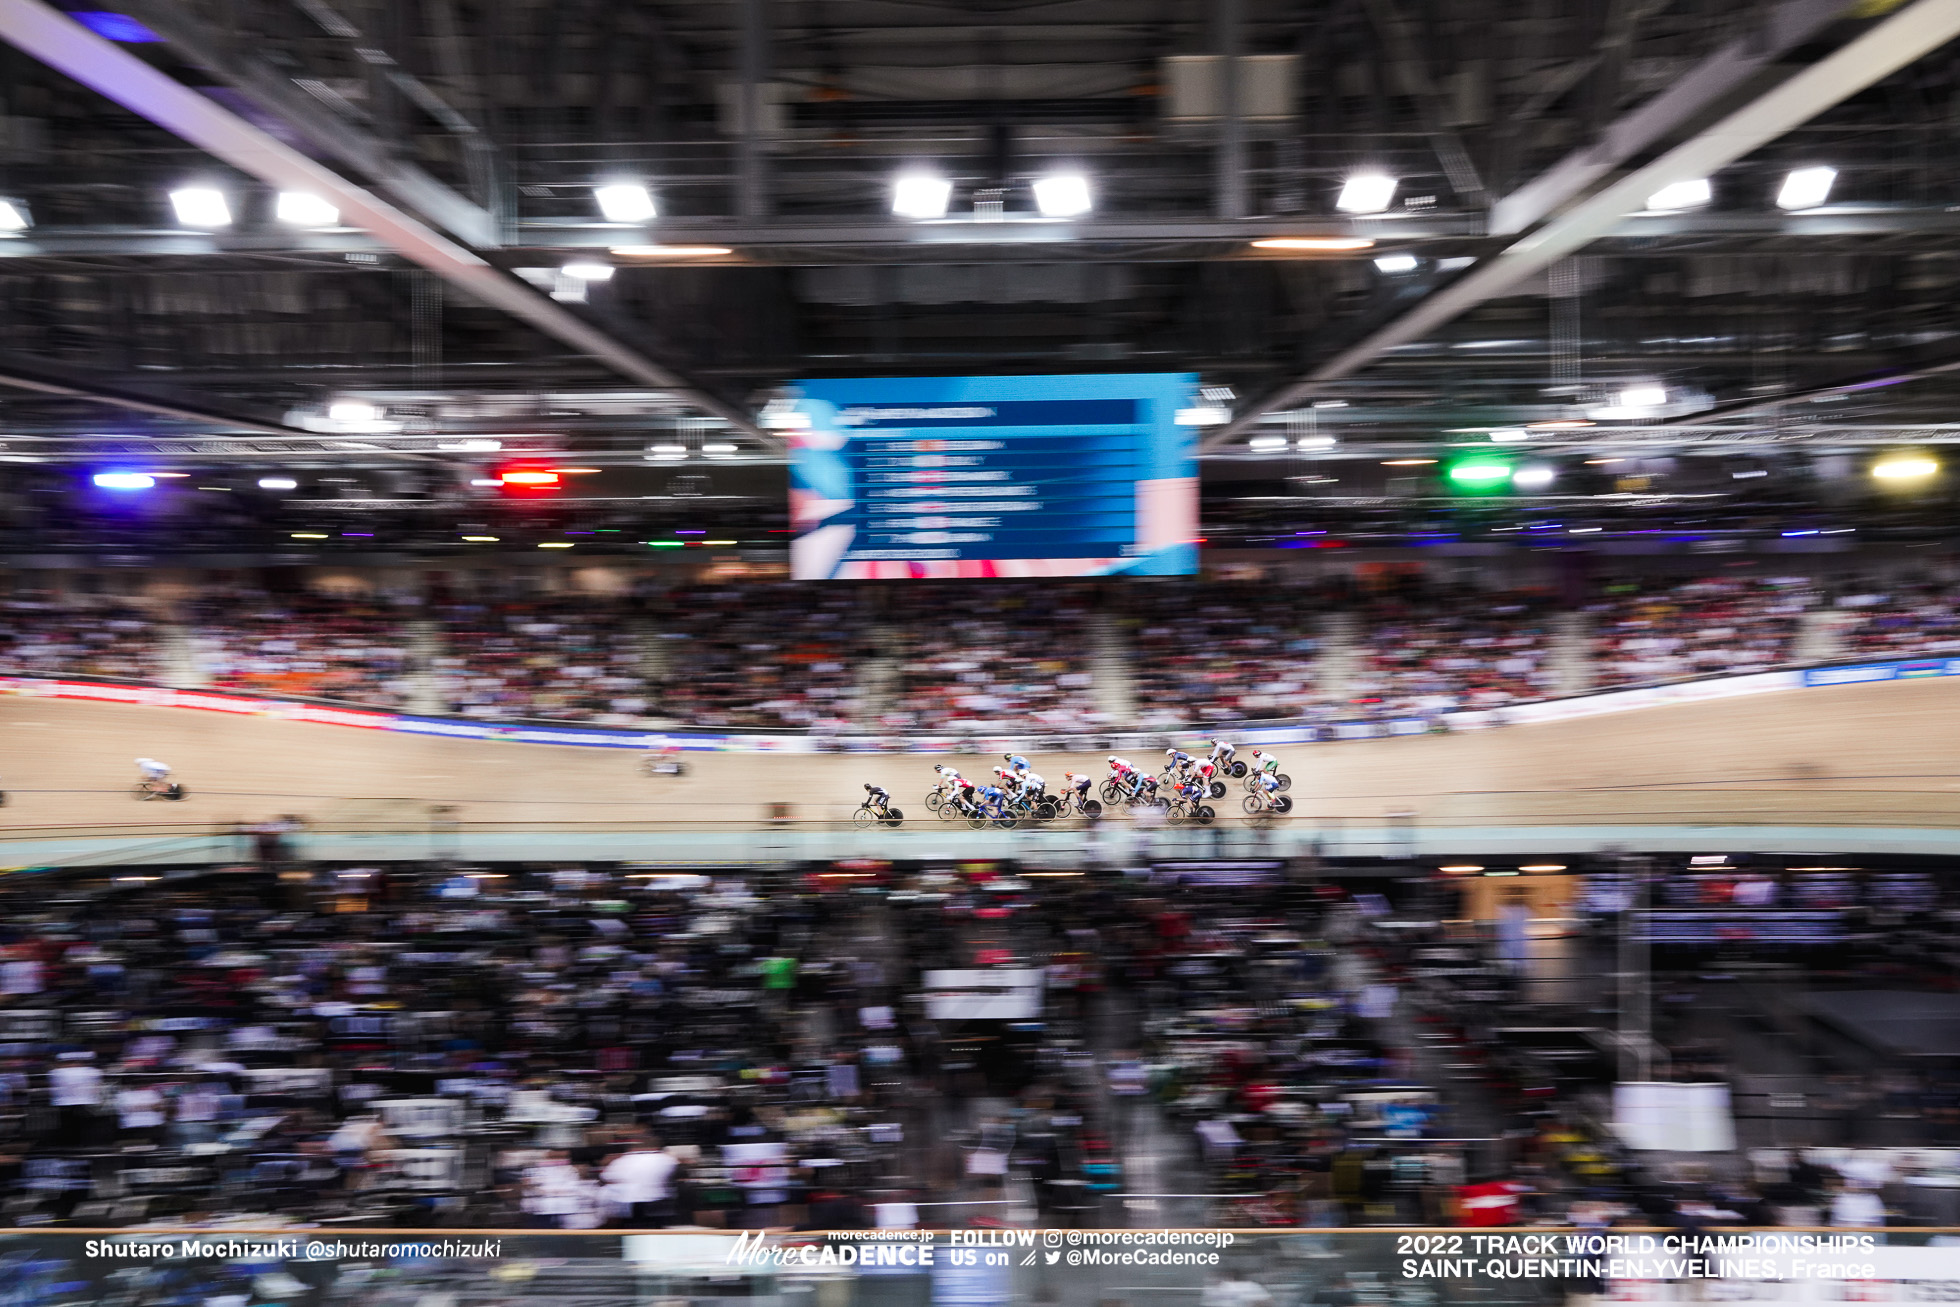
1489, 0, 1862, 237
1207, 0, 1960, 450
116, 0, 502, 249
0, 350, 312, 436
0, 0, 776, 449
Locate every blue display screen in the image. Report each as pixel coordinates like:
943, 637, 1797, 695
787, 373, 1199, 580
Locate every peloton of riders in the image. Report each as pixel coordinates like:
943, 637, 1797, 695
878, 739, 1280, 821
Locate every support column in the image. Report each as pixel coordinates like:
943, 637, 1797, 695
1214, 0, 1246, 220
737, 0, 769, 220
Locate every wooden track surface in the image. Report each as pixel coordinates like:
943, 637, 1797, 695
2, 675, 1959, 832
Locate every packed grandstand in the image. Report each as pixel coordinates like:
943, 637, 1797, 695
0, 855, 1941, 1232
0, 572, 1928, 733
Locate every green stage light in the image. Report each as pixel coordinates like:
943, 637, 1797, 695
1447, 457, 1512, 490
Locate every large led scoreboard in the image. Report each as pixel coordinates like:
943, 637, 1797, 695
786, 373, 1200, 580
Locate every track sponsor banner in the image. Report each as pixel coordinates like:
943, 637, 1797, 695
2, 653, 1956, 754
1498, 669, 1804, 725
1803, 657, 1960, 686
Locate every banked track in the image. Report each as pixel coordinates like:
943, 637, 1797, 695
2, 669, 1960, 864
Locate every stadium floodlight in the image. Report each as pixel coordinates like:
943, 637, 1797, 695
594, 183, 657, 223
892, 172, 952, 219
1295, 434, 1337, 451
1511, 464, 1556, 491
256, 476, 298, 491
328, 400, 381, 425
0, 199, 30, 232
169, 187, 232, 228
1175, 407, 1230, 426
703, 443, 739, 455
275, 192, 339, 227
1335, 173, 1397, 214
1644, 178, 1711, 211
1248, 435, 1288, 452
1618, 386, 1667, 409
1873, 455, 1939, 481
561, 262, 615, 282
1373, 254, 1418, 274
1488, 428, 1530, 443
92, 471, 154, 490
1032, 173, 1092, 218
1777, 166, 1837, 211
436, 439, 502, 452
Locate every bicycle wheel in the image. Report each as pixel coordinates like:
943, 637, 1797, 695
1275, 773, 1291, 792
1036, 798, 1060, 821
939, 800, 962, 822
852, 806, 877, 830
1273, 796, 1293, 814
1100, 780, 1122, 804
1228, 761, 1247, 778
993, 814, 1020, 830
1196, 805, 1215, 824
1208, 780, 1227, 799
882, 807, 903, 828
1082, 799, 1101, 820
132, 783, 151, 800
1165, 805, 1186, 826
968, 811, 989, 830
166, 784, 187, 801
1242, 794, 1263, 815
925, 791, 943, 812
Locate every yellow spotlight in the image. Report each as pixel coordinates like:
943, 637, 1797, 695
1873, 455, 1939, 481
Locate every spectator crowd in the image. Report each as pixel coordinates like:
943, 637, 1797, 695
7, 570, 1960, 731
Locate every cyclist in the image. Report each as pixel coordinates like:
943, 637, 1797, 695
1207, 738, 1237, 769
1249, 748, 1281, 777
1018, 769, 1047, 800
1248, 770, 1286, 813
1064, 773, 1095, 800
1003, 753, 1030, 775
1164, 747, 1192, 772
135, 758, 173, 794
862, 783, 893, 815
